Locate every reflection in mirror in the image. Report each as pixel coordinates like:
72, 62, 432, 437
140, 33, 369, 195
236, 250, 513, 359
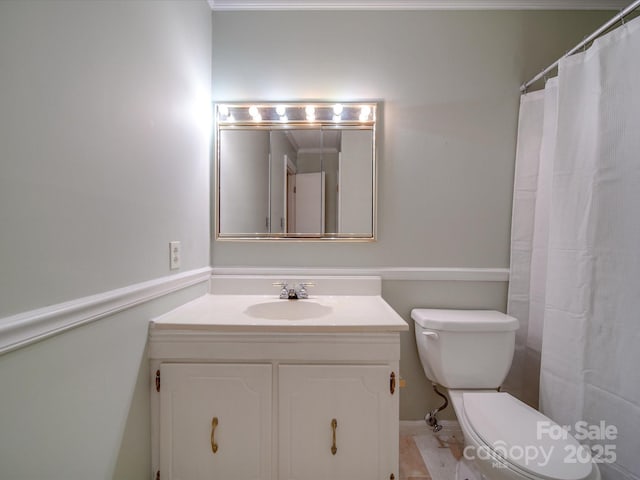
215, 102, 377, 240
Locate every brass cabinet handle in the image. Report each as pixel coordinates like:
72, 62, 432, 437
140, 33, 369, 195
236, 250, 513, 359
211, 417, 219, 454
331, 418, 338, 455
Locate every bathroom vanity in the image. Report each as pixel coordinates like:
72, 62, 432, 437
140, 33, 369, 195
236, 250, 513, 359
148, 276, 408, 480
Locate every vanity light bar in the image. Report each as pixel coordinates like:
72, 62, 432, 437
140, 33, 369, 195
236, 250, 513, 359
216, 102, 376, 125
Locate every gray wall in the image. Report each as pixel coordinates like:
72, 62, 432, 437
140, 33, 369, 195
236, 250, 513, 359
0, 0, 211, 318
0, 283, 207, 480
0, 1, 212, 478
211, 10, 611, 419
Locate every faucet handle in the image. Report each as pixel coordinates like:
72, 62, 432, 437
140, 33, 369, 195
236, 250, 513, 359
297, 282, 315, 299
273, 281, 289, 299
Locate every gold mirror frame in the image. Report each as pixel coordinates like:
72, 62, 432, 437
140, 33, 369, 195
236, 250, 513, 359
214, 102, 377, 241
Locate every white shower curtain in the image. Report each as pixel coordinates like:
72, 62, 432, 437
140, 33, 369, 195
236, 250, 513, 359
505, 79, 558, 409
508, 15, 640, 480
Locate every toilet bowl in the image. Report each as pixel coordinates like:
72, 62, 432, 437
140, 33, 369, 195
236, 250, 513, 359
449, 390, 599, 480
412, 309, 601, 480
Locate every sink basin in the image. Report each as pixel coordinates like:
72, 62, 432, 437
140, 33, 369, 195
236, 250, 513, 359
244, 300, 332, 320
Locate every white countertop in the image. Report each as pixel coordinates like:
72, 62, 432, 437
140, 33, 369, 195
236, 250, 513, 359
151, 294, 409, 333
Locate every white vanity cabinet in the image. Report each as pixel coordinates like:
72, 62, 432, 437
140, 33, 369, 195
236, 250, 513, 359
149, 286, 408, 480
150, 332, 402, 480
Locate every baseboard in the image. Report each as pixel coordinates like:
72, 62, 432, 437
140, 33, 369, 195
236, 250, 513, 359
400, 419, 461, 435
0, 267, 212, 355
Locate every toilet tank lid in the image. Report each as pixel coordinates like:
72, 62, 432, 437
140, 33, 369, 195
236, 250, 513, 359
411, 309, 519, 332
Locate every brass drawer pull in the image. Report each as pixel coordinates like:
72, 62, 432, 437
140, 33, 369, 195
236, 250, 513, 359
331, 418, 338, 455
211, 417, 219, 454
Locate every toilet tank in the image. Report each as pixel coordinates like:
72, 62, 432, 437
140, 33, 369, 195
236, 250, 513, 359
412, 309, 519, 389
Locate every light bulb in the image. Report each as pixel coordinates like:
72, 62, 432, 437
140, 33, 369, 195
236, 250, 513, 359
333, 104, 344, 115
218, 105, 229, 117
248, 105, 259, 117
306, 105, 316, 121
276, 105, 286, 116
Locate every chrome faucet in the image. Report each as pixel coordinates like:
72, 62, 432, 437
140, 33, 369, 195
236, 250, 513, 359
273, 281, 314, 300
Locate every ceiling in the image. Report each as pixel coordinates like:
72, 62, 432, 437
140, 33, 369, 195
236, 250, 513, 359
286, 130, 341, 154
208, 0, 628, 10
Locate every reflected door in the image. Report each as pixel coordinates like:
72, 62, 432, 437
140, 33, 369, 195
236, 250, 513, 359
294, 172, 325, 234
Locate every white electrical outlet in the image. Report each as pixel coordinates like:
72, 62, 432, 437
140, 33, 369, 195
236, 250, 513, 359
169, 241, 181, 270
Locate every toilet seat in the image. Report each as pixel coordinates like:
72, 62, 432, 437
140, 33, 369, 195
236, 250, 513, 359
460, 392, 594, 480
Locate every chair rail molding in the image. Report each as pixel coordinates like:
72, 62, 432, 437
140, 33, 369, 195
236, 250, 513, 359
208, 0, 627, 10
210, 266, 510, 282
0, 267, 212, 356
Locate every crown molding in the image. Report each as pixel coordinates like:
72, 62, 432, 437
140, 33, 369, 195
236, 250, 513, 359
208, 0, 626, 10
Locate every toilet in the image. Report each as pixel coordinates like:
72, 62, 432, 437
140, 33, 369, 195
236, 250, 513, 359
412, 308, 600, 480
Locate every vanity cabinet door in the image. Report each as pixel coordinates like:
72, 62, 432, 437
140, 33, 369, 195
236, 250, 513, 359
159, 363, 272, 480
278, 365, 396, 480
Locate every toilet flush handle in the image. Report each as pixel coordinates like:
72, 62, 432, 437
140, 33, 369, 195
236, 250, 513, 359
421, 331, 439, 339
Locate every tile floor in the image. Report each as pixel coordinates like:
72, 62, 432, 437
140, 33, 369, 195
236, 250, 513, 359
399, 420, 465, 480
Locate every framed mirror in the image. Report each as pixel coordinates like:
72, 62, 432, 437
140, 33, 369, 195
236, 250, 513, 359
214, 102, 377, 241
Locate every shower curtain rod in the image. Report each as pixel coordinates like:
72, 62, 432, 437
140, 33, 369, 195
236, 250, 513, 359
520, 0, 640, 92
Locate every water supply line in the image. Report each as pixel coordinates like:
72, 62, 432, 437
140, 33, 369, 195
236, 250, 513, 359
425, 383, 449, 433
